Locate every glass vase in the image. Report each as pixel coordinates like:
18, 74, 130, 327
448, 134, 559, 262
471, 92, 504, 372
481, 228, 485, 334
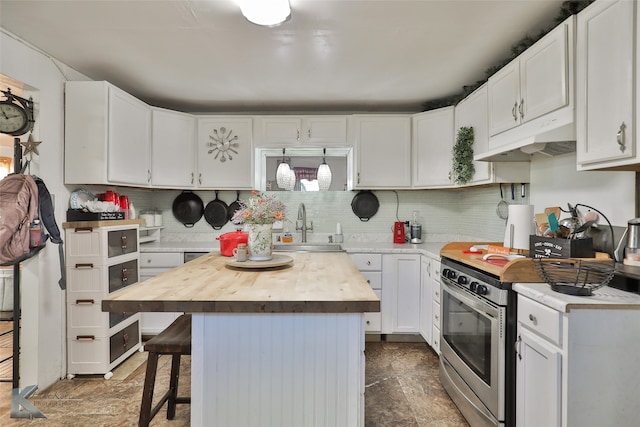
247, 223, 273, 261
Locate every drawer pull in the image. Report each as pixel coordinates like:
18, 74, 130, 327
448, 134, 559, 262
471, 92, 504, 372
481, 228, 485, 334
366, 261, 371, 266
74, 227, 93, 233
75, 263, 94, 269
366, 279, 371, 284
122, 332, 129, 347
75, 299, 95, 305
515, 335, 522, 360
121, 268, 128, 283
76, 335, 95, 341
121, 234, 128, 250
528, 314, 538, 325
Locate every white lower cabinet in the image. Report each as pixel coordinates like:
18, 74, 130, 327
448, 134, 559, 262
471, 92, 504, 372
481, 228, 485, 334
431, 260, 441, 355
381, 254, 421, 334
419, 254, 441, 352
515, 290, 640, 427
349, 253, 382, 333
139, 252, 183, 335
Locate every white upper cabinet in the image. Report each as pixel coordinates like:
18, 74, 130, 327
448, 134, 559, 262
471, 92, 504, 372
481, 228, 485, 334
151, 108, 196, 188
412, 107, 454, 188
65, 81, 151, 187
482, 16, 575, 158
196, 116, 254, 189
455, 85, 530, 185
576, 0, 636, 170
255, 116, 348, 147
352, 115, 411, 189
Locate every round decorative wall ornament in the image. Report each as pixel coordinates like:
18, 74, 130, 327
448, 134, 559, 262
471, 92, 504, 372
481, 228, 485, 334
452, 126, 475, 185
207, 126, 239, 162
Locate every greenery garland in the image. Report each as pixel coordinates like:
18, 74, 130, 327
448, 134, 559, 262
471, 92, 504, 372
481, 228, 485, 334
452, 127, 475, 185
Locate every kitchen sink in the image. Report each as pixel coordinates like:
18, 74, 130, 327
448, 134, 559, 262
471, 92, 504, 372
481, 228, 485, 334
272, 243, 345, 252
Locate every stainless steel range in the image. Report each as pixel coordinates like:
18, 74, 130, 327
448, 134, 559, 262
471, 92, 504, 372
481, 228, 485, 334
439, 256, 517, 427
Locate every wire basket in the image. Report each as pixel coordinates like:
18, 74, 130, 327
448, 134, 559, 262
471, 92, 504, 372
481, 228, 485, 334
532, 258, 615, 296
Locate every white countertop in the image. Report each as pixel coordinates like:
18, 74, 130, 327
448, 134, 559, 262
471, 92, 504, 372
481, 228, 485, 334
513, 282, 640, 313
139, 240, 445, 259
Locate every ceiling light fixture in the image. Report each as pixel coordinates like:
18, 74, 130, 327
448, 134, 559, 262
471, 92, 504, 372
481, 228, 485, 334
317, 148, 332, 191
236, 0, 291, 27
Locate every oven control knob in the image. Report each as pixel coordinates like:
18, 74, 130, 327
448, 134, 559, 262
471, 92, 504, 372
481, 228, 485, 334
470, 281, 479, 292
446, 269, 457, 280
457, 276, 468, 285
442, 268, 450, 278
476, 284, 488, 295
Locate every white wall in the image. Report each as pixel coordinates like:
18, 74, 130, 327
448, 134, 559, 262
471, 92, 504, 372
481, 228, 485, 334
1, 29, 89, 389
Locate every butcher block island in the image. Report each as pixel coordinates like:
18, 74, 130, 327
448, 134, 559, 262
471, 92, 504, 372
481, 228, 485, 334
102, 251, 380, 427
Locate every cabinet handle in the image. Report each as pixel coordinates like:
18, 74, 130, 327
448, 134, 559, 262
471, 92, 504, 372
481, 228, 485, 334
297, 129, 300, 141
147, 170, 151, 183
519, 99, 524, 120
434, 314, 439, 322
76, 335, 95, 341
528, 313, 537, 325
515, 335, 522, 360
357, 172, 361, 184
191, 172, 194, 184
75, 299, 95, 305
74, 263, 94, 269
308, 128, 312, 139
122, 332, 129, 347
512, 102, 518, 121
435, 290, 439, 298
617, 122, 627, 152
121, 268, 128, 283
121, 234, 128, 250
74, 227, 93, 233
198, 173, 202, 185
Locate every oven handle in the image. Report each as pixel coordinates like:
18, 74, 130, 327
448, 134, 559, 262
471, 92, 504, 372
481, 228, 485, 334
441, 280, 499, 319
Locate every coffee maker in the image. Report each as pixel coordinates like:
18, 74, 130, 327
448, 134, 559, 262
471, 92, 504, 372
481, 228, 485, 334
410, 211, 422, 244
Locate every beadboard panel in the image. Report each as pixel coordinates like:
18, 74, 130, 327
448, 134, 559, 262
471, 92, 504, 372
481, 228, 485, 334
191, 313, 365, 427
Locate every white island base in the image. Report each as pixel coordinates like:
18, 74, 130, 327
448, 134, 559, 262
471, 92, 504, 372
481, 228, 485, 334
191, 312, 365, 427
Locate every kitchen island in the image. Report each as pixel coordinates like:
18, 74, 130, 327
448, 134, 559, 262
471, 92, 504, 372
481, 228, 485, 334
102, 251, 380, 427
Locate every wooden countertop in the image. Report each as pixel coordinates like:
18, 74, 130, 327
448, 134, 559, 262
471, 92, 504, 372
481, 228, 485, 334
102, 251, 381, 314
63, 219, 145, 229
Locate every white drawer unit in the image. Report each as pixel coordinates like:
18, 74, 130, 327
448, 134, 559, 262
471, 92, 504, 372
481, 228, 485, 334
349, 253, 382, 333
139, 251, 183, 335
64, 223, 142, 379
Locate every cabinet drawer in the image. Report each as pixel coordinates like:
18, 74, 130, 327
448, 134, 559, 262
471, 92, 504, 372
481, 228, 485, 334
432, 282, 441, 303
432, 325, 440, 355
361, 271, 382, 290
66, 225, 139, 265
432, 300, 441, 329
108, 259, 139, 293
364, 289, 382, 332
67, 254, 138, 295
518, 295, 562, 346
432, 259, 441, 283
140, 252, 182, 268
67, 299, 136, 334
349, 253, 382, 271
109, 320, 140, 363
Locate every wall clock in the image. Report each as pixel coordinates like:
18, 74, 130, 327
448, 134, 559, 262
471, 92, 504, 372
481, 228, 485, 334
207, 127, 239, 162
0, 88, 34, 136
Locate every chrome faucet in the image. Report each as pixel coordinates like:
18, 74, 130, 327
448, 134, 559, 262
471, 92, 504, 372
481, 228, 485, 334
296, 203, 313, 242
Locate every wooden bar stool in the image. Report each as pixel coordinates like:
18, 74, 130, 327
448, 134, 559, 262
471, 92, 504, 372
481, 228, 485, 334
139, 314, 191, 427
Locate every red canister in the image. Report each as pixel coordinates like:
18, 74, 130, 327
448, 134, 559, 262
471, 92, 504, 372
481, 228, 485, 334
216, 230, 249, 257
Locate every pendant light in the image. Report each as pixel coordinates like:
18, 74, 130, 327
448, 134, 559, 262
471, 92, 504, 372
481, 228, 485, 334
285, 168, 296, 191
276, 148, 291, 189
317, 148, 332, 191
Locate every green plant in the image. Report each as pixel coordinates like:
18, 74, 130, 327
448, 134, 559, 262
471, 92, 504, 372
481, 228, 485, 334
452, 127, 475, 185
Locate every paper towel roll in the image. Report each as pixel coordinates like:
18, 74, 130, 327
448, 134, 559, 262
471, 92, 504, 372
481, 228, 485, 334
503, 204, 534, 250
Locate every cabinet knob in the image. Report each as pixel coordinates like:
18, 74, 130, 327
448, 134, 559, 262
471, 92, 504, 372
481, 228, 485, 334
528, 313, 537, 325
617, 122, 627, 152
366, 261, 371, 265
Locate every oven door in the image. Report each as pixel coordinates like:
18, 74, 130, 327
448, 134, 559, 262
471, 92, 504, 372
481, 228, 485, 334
440, 280, 505, 422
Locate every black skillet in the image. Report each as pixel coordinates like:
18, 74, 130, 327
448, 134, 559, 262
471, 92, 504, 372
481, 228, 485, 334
227, 191, 242, 222
172, 191, 204, 228
351, 190, 379, 221
204, 191, 229, 230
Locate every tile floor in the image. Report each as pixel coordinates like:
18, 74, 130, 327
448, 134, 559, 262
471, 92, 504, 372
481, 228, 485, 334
1, 333, 468, 426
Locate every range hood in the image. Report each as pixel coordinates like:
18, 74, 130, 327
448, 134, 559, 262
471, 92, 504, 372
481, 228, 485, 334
475, 120, 576, 162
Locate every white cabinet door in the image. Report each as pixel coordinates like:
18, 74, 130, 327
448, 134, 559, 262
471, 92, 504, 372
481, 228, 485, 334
455, 85, 492, 184
382, 254, 421, 334
576, 0, 636, 169
412, 107, 454, 188
196, 117, 254, 189
516, 327, 562, 427
353, 115, 411, 189
256, 116, 348, 147
488, 61, 521, 137
107, 86, 151, 186
151, 108, 196, 188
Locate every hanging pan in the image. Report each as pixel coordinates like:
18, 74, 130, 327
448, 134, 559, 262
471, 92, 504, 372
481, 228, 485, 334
204, 190, 229, 230
172, 191, 204, 228
227, 191, 242, 222
351, 190, 379, 222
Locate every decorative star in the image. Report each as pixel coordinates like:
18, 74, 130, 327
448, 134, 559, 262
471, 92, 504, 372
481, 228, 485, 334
20, 133, 42, 156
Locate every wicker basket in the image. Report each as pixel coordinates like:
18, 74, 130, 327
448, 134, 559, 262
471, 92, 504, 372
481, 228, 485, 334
532, 258, 615, 296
